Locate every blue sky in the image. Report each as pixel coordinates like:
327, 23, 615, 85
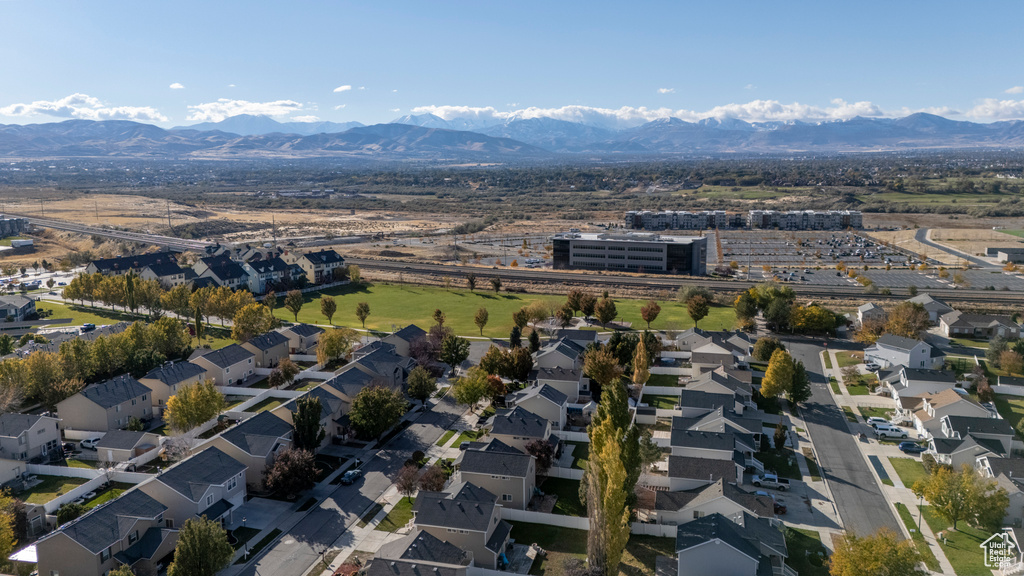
1, 0, 1023, 127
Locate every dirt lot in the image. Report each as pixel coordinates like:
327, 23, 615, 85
930, 228, 1024, 257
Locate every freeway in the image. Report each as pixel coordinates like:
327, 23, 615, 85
346, 257, 1024, 306
235, 396, 465, 576
8, 213, 216, 252
788, 340, 902, 538
915, 227, 995, 269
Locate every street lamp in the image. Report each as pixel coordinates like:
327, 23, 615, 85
917, 495, 923, 530
242, 517, 248, 560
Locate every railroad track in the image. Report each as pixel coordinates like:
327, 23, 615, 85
11, 213, 215, 252
347, 257, 1024, 305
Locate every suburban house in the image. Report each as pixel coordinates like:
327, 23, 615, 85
506, 384, 568, 431
273, 386, 346, 448
881, 367, 959, 404
651, 479, 774, 525
290, 249, 345, 284
281, 323, 324, 354
665, 455, 744, 491
381, 324, 427, 357
675, 330, 754, 371
138, 361, 208, 415
95, 430, 161, 463
194, 255, 249, 289
672, 409, 763, 440
674, 512, 789, 576
35, 489, 177, 576
487, 407, 556, 454
687, 370, 754, 408
865, 334, 945, 370
533, 338, 584, 371
56, 374, 152, 433
901, 389, 994, 439
977, 456, 1024, 526
139, 447, 246, 528
669, 430, 760, 474
857, 302, 886, 325
350, 344, 417, 388
940, 311, 1020, 339
675, 390, 746, 418
370, 530, 471, 576
0, 413, 61, 462
454, 439, 536, 510
138, 261, 188, 288
908, 293, 954, 324
242, 330, 290, 369
86, 251, 180, 276
941, 415, 1015, 455
242, 256, 291, 294
208, 411, 293, 486
184, 270, 217, 290
412, 481, 513, 570
552, 329, 598, 349
320, 366, 377, 412
0, 295, 36, 321
931, 434, 1008, 469
532, 366, 586, 404
191, 344, 256, 386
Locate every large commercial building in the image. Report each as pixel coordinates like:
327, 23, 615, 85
746, 209, 862, 230
552, 231, 707, 275
624, 210, 731, 230
624, 209, 862, 231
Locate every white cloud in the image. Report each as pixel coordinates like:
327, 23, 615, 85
333, 85, 352, 93
0, 93, 167, 122
169, 82, 185, 90
744, 84, 755, 90
392, 89, 398, 93
228, 84, 236, 88
291, 115, 320, 122
390, 108, 401, 112
967, 98, 1024, 120
186, 98, 304, 122
1005, 86, 1024, 95
657, 88, 675, 94
333, 104, 347, 110
358, 86, 365, 90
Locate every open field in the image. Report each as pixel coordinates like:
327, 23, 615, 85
273, 282, 737, 337
865, 230, 951, 263
932, 227, 1024, 257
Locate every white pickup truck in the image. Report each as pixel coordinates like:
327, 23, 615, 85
751, 473, 791, 491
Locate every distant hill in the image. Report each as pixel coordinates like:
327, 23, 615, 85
172, 114, 365, 136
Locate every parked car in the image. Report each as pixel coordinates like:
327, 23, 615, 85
865, 417, 891, 428
864, 362, 880, 371
751, 474, 790, 491
899, 441, 927, 454
80, 437, 101, 450
874, 424, 908, 439
773, 501, 787, 514
339, 469, 363, 485
81, 323, 96, 333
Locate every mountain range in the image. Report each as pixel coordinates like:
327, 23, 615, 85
1, 113, 1023, 160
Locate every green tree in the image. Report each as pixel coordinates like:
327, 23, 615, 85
320, 295, 337, 325
432, 308, 446, 327
231, 302, 278, 342
829, 528, 925, 576
355, 301, 371, 328
913, 464, 1008, 531
632, 336, 649, 385
167, 516, 233, 576
126, 416, 145, 432
123, 271, 139, 314
506, 346, 533, 382
490, 276, 502, 293
528, 329, 541, 353
150, 316, 192, 359
474, 307, 489, 336
0, 335, 12, 356
292, 395, 326, 451
406, 365, 438, 405
760, 349, 795, 399
317, 327, 360, 365
161, 283, 193, 318
735, 291, 760, 320
439, 334, 470, 375
509, 326, 522, 349
884, 302, 930, 339
580, 293, 597, 319
789, 360, 812, 404
347, 264, 361, 284
479, 345, 508, 376
764, 298, 792, 331
638, 429, 662, 473
164, 380, 225, 433
453, 366, 491, 412
686, 295, 709, 329
349, 384, 406, 440
566, 289, 585, 316
512, 308, 529, 329
640, 300, 661, 330
466, 273, 476, 291
594, 298, 617, 328
56, 502, 86, 525
1000, 350, 1024, 376
109, 566, 136, 576
264, 447, 320, 496
752, 337, 784, 362
283, 289, 304, 322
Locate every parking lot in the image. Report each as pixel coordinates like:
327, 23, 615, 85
721, 230, 913, 269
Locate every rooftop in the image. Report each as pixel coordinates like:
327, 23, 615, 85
219, 412, 293, 456
193, 343, 255, 368
76, 374, 150, 409
156, 447, 246, 502
141, 361, 207, 386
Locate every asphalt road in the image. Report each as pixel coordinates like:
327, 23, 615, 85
787, 340, 903, 538
915, 227, 995, 269
236, 396, 465, 576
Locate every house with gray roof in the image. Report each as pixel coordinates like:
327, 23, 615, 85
487, 407, 556, 454
675, 389, 743, 418
0, 295, 35, 321
669, 430, 760, 474
865, 333, 944, 370
95, 430, 161, 463
672, 408, 763, 440
507, 383, 568, 430
454, 439, 536, 510
929, 434, 1007, 469
532, 365, 586, 403
87, 251, 180, 276
57, 374, 152, 433
667, 455, 744, 491
908, 293, 954, 324
940, 414, 1014, 453
857, 302, 886, 325
978, 456, 1024, 525
281, 323, 324, 354
941, 311, 1020, 340
552, 329, 598, 348
139, 361, 208, 416
273, 386, 346, 448
36, 489, 177, 576
686, 370, 754, 406
652, 479, 774, 525
882, 366, 959, 405
533, 337, 584, 371
288, 249, 344, 284
350, 344, 417, 389
208, 411, 293, 486
139, 446, 246, 528
674, 512, 789, 576
382, 324, 427, 357
0, 412, 60, 462
139, 260, 187, 288
194, 254, 249, 289
242, 256, 291, 294
412, 482, 513, 569
242, 330, 290, 368
190, 343, 256, 385
375, 529, 472, 570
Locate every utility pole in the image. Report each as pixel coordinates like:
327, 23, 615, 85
272, 215, 278, 249
166, 200, 172, 231
95, 201, 99, 222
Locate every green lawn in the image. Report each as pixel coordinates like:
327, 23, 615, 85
829, 377, 841, 395
376, 498, 415, 532
436, 430, 456, 447
453, 429, 485, 447
858, 406, 893, 421
230, 526, 261, 551
801, 447, 822, 482
645, 373, 681, 387
84, 482, 136, 509
640, 394, 678, 409
543, 478, 585, 517
756, 449, 801, 480
268, 282, 737, 337
1001, 229, 1024, 238
234, 528, 281, 564
949, 337, 990, 349
566, 441, 590, 470
995, 395, 1024, 438
920, 505, 993, 576
823, 353, 834, 370
894, 503, 941, 572
249, 397, 284, 413
784, 528, 829, 576
509, 522, 673, 576
17, 475, 90, 504
889, 457, 928, 489
845, 383, 870, 396
836, 351, 863, 368
65, 458, 101, 469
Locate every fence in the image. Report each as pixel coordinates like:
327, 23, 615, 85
62, 429, 106, 441
232, 388, 303, 414
545, 467, 584, 480
650, 367, 687, 375
661, 351, 689, 359
554, 430, 590, 443
641, 386, 683, 395
994, 385, 1024, 397
500, 508, 589, 529
629, 522, 676, 537
290, 354, 318, 362
299, 370, 335, 380
41, 475, 108, 514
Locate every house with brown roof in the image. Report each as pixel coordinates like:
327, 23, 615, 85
903, 388, 994, 439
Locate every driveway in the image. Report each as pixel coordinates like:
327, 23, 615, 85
914, 228, 995, 269
234, 396, 466, 576
788, 341, 903, 538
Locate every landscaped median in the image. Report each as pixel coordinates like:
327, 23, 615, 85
893, 503, 940, 571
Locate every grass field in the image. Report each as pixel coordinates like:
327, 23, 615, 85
640, 394, 678, 409
83, 482, 135, 510
566, 441, 590, 470
376, 498, 415, 532
543, 478, 585, 517
18, 475, 90, 504
894, 503, 941, 571
757, 449, 801, 480
889, 457, 928, 488
801, 447, 821, 482
829, 377, 840, 395
836, 351, 863, 368
920, 505, 992, 576
948, 337, 989, 349
858, 406, 893, 421
436, 430, 456, 447
995, 395, 1024, 438
822, 353, 833, 370
784, 528, 829, 576
453, 429, 485, 447
271, 282, 737, 337
645, 373, 680, 386
249, 397, 284, 413
509, 522, 673, 576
